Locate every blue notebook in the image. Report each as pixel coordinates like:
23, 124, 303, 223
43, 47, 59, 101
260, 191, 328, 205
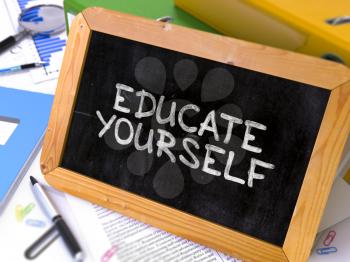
0, 87, 53, 212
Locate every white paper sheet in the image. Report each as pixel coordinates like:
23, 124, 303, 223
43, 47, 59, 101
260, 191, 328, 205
0, 117, 18, 145
65, 194, 242, 262
310, 217, 350, 262
319, 175, 350, 231
0, 152, 74, 262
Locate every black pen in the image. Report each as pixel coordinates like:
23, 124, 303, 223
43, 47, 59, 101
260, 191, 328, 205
29, 176, 84, 261
0, 62, 46, 74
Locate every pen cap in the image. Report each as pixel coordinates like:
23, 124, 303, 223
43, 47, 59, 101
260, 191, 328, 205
24, 225, 60, 259
53, 215, 84, 261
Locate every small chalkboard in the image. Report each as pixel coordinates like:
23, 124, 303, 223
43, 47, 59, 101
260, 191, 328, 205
41, 8, 350, 262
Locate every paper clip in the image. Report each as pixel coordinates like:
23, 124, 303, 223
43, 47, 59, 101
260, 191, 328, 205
101, 245, 118, 262
26, 219, 46, 228
316, 247, 337, 255
16, 202, 35, 222
16, 205, 24, 221
323, 230, 336, 246
23, 203, 35, 215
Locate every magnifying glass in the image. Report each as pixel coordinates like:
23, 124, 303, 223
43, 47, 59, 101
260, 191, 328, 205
0, 5, 65, 54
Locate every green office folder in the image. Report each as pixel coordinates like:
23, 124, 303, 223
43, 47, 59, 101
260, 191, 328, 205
63, 0, 217, 33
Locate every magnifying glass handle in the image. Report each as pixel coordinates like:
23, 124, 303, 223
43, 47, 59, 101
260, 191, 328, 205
0, 30, 28, 54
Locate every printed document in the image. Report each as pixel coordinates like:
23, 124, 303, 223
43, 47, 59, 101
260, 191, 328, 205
66, 194, 241, 262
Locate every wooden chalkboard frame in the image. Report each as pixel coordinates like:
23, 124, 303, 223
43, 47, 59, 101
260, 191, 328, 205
41, 7, 350, 262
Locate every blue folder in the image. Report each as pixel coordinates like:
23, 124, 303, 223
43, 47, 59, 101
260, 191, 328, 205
0, 87, 53, 212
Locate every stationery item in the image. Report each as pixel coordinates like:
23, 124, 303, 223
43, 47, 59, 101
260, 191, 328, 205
0, 4, 65, 54
310, 217, 350, 261
25, 218, 46, 228
28, 176, 84, 261
323, 231, 336, 246
25, 223, 60, 260
15, 202, 35, 222
0, 154, 79, 261
175, 0, 350, 66
0, 87, 53, 213
0, 62, 46, 74
316, 247, 338, 255
41, 8, 350, 262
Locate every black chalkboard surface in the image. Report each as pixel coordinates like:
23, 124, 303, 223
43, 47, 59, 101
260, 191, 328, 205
61, 31, 330, 246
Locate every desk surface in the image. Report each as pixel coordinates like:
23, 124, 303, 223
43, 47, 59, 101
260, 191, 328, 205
0, 152, 90, 262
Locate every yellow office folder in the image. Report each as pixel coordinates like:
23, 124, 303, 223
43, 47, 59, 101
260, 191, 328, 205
175, 0, 350, 65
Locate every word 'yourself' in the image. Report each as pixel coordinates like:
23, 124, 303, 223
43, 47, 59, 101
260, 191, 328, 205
97, 84, 275, 188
